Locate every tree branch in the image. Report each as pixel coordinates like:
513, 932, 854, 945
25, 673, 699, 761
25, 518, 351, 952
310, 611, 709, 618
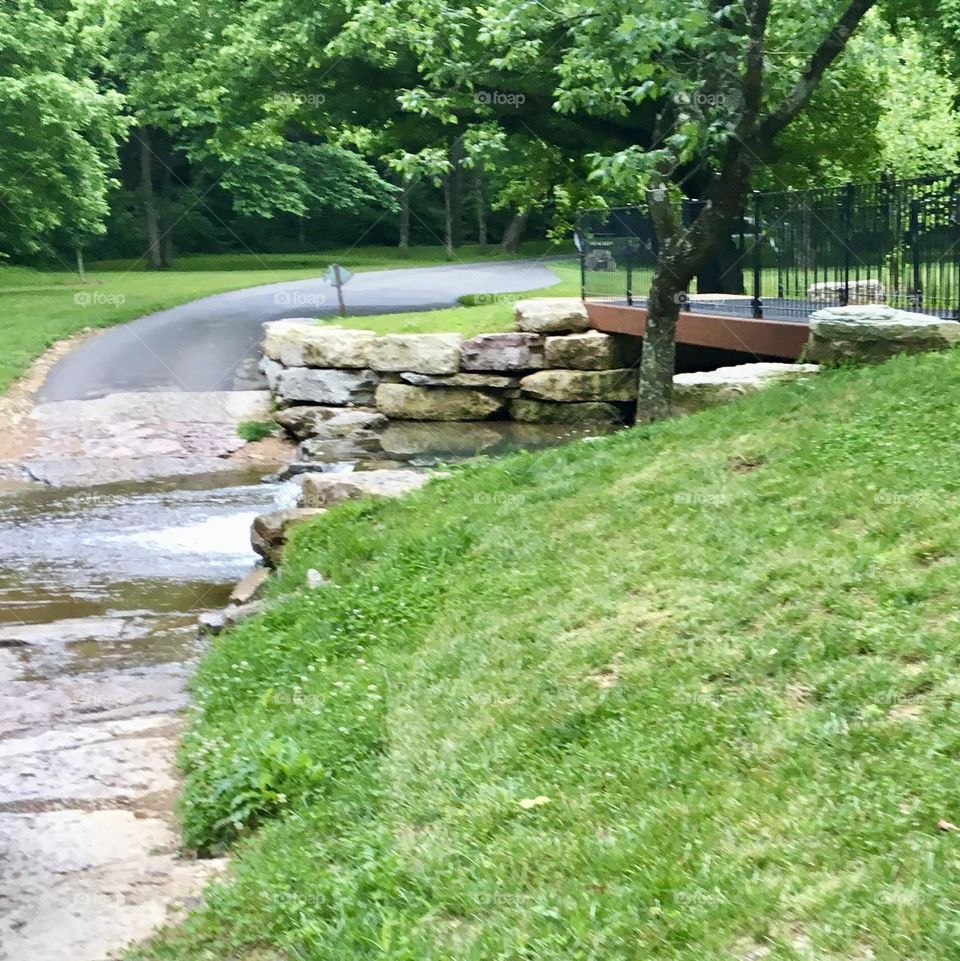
756, 0, 877, 145
738, 0, 771, 136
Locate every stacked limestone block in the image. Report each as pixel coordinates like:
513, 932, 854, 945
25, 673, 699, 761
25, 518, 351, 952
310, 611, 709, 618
260, 300, 642, 448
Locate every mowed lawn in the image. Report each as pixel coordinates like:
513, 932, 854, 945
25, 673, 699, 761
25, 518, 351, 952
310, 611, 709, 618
0, 242, 572, 395
134, 346, 960, 961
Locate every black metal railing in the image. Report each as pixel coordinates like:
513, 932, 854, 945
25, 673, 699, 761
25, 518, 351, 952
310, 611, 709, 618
577, 172, 960, 323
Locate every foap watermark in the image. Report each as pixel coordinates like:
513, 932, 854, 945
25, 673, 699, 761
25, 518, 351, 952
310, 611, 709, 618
674, 490, 729, 508
474, 90, 526, 108
873, 490, 932, 507
274, 91, 326, 107
474, 491, 525, 508
676, 90, 728, 108
274, 291, 326, 309
467, 292, 523, 306
74, 291, 126, 308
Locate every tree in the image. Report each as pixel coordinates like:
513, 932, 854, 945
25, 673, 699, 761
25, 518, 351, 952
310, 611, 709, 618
0, 0, 125, 260
80, 0, 398, 267
576, 0, 881, 418
335, 0, 889, 418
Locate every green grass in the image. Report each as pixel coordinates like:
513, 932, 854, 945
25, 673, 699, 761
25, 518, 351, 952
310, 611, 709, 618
134, 347, 960, 961
338, 261, 579, 337
0, 244, 571, 395
90, 241, 563, 273
236, 420, 278, 442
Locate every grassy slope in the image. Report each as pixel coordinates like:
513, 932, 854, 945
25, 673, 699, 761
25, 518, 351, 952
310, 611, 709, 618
137, 348, 960, 961
0, 243, 569, 394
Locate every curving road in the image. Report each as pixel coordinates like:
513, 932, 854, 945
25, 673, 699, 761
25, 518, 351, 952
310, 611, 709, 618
39, 260, 563, 401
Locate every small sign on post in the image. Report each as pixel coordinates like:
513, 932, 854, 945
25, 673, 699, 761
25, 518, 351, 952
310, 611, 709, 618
324, 263, 353, 317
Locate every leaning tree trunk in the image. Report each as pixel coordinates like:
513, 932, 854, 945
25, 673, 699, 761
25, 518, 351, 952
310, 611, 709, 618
137, 127, 163, 271
636, 267, 685, 422
501, 207, 530, 254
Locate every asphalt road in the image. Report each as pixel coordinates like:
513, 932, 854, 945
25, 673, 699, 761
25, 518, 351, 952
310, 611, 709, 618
39, 260, 563, 401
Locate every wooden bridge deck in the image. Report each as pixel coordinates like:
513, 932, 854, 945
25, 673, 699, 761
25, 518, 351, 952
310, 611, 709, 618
586, 299, 810, 360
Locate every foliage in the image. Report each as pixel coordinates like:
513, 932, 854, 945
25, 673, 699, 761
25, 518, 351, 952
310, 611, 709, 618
0, 0, 126, 258
870, 25, 960, 177
133, 345, 960, 959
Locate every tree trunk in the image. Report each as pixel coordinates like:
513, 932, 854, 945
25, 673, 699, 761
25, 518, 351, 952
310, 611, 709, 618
635, 267, 685, 422
398, 178, 411, 258
475, 175, 487, 249
75, 247, 85, 282
297, 214, 307, 248
137, 127, 163, 271
159, 152, 175, 269
696, 230, 745, 294
443, 176, 455, 260
448, 138, 465, 249
501, 206, 530, 253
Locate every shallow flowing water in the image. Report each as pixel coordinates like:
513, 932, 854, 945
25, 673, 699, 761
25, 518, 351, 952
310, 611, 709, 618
0, 469, 298, 960
0, 403, 618, 959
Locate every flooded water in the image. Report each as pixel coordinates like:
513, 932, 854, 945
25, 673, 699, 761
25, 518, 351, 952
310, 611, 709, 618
0, 469, 297, 960
0, 409, 620, 959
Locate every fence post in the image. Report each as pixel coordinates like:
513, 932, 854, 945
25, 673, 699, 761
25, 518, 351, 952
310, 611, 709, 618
909, 199, 922, 311
841, 181, 854, 306
579, 224, 586, 301
751, 190, 763, 319
626, 262, 633, 307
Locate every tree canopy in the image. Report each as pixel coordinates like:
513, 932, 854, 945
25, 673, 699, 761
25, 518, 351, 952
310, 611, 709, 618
1, 0, 958, 269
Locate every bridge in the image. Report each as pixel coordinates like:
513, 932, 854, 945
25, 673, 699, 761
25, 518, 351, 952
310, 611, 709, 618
578, 172, 960, 360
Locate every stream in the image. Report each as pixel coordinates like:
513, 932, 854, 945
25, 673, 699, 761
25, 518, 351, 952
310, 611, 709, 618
0, 387, 613, 959
0, 469, 297, 960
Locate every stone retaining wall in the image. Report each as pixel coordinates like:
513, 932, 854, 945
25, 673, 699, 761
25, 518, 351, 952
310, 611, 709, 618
261, 298, 639, 429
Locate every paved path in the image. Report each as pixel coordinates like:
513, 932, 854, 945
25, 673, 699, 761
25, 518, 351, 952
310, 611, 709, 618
39, 260, 562, 401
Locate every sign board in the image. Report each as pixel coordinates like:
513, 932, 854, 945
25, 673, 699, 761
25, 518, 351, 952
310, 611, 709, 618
323, 264, 353, 286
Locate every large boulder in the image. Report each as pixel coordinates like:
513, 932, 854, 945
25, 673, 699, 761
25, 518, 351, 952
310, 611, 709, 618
301, 329, 377, 368
544, 330, 642, 370
518, 368, 638, 402
367, 333, 463, 374
460, 332, 546, 371
262, 321, 374, 368
251, 507, 326, 566
274, 405, 387, 441
806, 305, 960, 365
300, 469, 433, 507
379, 422, 502, 459
806, 279, 885, 305
515, 298, 590, 335
275, 367, 379, 406
671, 363, 820, 414
375, 383, 505, 420
509, 398, 628, 425
399, 371, 519, 389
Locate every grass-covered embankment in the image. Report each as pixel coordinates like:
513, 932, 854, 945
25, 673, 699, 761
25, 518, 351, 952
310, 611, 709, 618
0, 244, 570, 395
137, 348, 960, 960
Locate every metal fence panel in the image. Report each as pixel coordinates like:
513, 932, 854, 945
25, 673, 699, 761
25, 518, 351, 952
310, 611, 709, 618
577, 173, 960, 322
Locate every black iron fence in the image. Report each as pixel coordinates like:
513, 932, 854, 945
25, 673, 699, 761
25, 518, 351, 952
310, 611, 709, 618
577, 172, 960, 322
